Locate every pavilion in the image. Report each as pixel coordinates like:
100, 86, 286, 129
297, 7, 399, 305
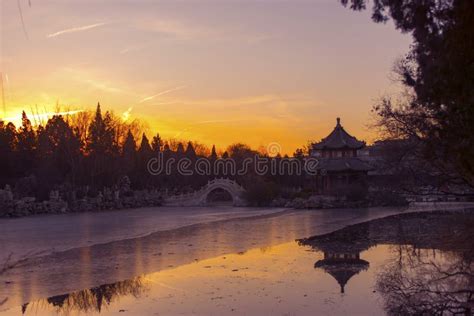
311, 118, 372, 194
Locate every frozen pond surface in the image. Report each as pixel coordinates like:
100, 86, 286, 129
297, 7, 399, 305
1, 204, 472, 315
0, 206, 286, 263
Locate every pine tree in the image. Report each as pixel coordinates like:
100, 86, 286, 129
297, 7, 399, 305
122, 129, 137, 180
17, 111, 36, 175
0, 121, 17, 182
210, 145, 217, 160
86, 103, 118, 187
86, 103, 115, 155
45, 115, 81, 179
137, 133, 154, 188
176, 142, 185, 156
122, 130, 136, 161
151, 133, 162, 153
185, 141, 196, 159
87, 103, 105, 154
138, 133, 152, 155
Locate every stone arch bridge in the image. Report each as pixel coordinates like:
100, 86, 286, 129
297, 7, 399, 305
163, 178, 246, 207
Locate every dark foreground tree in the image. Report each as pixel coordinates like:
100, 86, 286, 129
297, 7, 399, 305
342, 0, 474, 187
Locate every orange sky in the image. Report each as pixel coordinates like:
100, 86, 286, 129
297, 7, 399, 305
1, 0, 411, 154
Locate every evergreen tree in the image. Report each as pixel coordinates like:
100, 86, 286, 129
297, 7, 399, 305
210, 145, 217, 160
176, 142, 185, 156
137, 133, 153, 187
32, 116, 81, 198
185, 141, 196, 159
161, 142, 169, 152
122, 129, 137, 155
138, 133, 153, 155
16, 111, 36, 175
36, 125, 51, 156
0, 121, 17, 183
122, 129, 137, 178
87, 103, 115, 155
151, 133, 162, 153
45, 115, 81, 181
86, 103, 105, 154
86, 103, 118, 187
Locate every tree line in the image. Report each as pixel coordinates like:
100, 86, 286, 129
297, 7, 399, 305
0, 103, 310, 202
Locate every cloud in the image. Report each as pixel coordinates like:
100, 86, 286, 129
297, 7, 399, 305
82, 78, 124, 93
139, 86, 186, 103
60, 67, 131, 95
134, 18, 270, 43
136, 19, 211, 40
47, 22, 108, 38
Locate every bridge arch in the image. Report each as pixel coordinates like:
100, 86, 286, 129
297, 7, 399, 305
163, 178, 246, 207
205, 187, 234, 204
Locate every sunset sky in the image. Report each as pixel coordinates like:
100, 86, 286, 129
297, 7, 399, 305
1, 0, 411, 154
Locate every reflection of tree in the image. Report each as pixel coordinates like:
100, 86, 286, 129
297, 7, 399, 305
24, 276, 147, 315
299, 210, 474, 313
378, 244, 473, 315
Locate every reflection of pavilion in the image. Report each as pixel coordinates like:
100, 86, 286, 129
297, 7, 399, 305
299, 226, 372, 294
314, 250, 369, 294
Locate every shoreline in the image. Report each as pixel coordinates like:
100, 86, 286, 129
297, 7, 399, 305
2, 199, 473, 219
2, 202, 473, 264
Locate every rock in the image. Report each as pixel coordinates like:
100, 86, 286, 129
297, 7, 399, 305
21, 197, 36, 203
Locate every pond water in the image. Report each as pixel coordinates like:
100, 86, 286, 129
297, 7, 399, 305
1, 207, 472, 315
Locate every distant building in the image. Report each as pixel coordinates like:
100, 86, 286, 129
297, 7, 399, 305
311, 118, 371, 194
358, 138, 474, 201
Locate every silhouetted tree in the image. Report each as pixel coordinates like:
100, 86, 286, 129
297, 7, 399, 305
138, 133, 152, 155
0, 121, 17, 184
86, 103, 118, 187
136, 133, 153, 188
32, 116, 82, 199
293, 148, 305, 159
342, 0, 474, 186
185, 141, 196, 160
243, 177, 279, 206
122, 129, 137, 180
16, 111, 36, 175
176, 142, 185, 156
151, 133, 162, 154
47, 116, 81, 176
227, 143, 254, 161
210, 145, 217, 160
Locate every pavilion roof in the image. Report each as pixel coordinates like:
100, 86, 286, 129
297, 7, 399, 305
315, 258, 369, 293
313, 118, 365, 150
